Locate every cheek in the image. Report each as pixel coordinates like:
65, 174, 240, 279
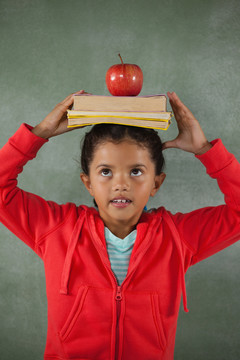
133, 177, 155, 193
91, 177, 110, 194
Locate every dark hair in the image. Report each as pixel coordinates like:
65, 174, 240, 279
81, 124, 165, 175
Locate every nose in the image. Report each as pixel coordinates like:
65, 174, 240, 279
112, 173, 130, 192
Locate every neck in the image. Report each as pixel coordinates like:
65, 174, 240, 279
104, 221, 136, 239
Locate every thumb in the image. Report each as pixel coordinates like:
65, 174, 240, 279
53, 90, 87, 118
162, 139, 178, 150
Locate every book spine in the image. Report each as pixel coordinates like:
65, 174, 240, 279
67, 122, 170, 131
67, 111, 172, 121
73, 94, 167, 112
68, 115, 171, 121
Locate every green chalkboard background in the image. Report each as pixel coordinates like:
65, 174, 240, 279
0, 0, 239, 359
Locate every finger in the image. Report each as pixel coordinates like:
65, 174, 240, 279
168, 92, 192, 116
162, 139, 178, 150
167, 92, 181, 116
56, 90, 85, 113
74, 90, 86, 95
168, 93, 196, 126
51, 90, 90, 120
74, 90, 92, 96
167, 92, 184, 107
61, 90, 93, 110
168, 98, 178, 115
61, 90, 87, 105
167, 99, 182, 123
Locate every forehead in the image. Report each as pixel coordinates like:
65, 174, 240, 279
92, 139, 152, 164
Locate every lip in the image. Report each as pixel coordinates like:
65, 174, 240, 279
110, 197, 132, 208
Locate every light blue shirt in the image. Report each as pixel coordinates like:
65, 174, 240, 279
104, 227, 137, 285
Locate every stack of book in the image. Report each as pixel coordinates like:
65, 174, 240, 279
67, 94, 172, 130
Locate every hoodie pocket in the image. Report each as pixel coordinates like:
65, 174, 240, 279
150, 293, 167, 351
59, 285, 88, 342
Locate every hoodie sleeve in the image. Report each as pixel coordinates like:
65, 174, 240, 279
171, 139, 240, 265
0, 124, 77, 254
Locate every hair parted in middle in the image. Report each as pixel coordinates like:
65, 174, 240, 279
81, 124, 165, 176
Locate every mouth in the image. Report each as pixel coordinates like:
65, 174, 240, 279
110, 198, 132, 208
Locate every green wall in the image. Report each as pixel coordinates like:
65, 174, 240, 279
0, 0, 239, 359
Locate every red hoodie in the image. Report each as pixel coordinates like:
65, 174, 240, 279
0, 124, 240, 360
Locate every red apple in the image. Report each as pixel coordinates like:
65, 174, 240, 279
105, 54, 143, 96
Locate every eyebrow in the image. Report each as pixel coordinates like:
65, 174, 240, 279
96, 163, 147, 169
130, 163, 147, 169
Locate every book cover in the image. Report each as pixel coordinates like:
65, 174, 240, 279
73, 94, 167, 112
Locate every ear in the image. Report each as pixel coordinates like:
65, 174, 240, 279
80, 173, 94, 197
150, 172, 166, 197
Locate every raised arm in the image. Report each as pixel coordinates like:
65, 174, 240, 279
163, 92, 240, 264
163, 91, 212, 155
0, 91, 87, 254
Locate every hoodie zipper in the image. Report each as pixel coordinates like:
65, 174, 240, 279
87, 215, 160, 359
115, 286, 122, 360
99, 265, 123, 359
87, 216, 124, 359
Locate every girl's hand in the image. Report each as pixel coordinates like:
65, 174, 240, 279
163, 92, 212, 155
32, 90, 88, 139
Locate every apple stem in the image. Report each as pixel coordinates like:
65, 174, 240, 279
118, 53, 124, 65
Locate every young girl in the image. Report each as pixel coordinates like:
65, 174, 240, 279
0, 90, 239, 360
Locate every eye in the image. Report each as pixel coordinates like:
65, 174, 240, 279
101, 168, 112, 177
131, 168, 143, 177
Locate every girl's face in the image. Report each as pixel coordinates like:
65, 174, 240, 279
81, 139, 165, 238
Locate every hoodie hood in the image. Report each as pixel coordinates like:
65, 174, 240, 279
60, 212, 86, 295
163, 211, 189, 312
